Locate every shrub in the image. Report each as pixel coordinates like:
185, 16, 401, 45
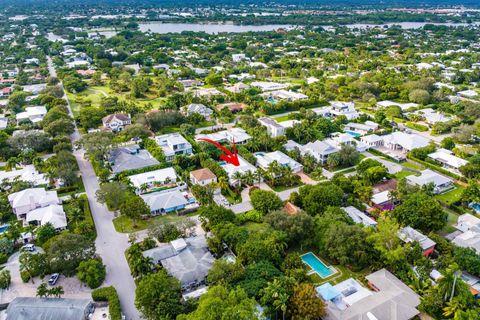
0, 253, 8, 264
91, 286, 122, 320
20, 271, 30, 283
77, 258, 106, 289
0, 270, 11, 289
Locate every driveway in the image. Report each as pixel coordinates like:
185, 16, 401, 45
1, 251, 91, 304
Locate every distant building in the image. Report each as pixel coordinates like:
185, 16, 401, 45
284, 139, 338, 165
190, 168, 217, 187
232, 53, 247, 62
184, 104, 213, 120
102, 113, 131, 132
195, 128, 251, 145
341, 206, 377, 227
16, 106, 47, 124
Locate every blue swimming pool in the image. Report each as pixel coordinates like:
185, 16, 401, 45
0, 224, 9, 233
470, 203, 480, 214
345, 130, 361, 137
301, 252, 336, 278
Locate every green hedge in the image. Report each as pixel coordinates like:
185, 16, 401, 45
78, 194, 96, 239
407, 154, 466, 182
405, 122, 429, 132
143, 138, 166, 163
91, 286, 122, 320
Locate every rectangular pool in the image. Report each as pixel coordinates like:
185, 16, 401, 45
301, 252, 337, 278
345, 130, 361, 137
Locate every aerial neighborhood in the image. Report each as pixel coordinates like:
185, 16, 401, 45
0, 1, 480, 320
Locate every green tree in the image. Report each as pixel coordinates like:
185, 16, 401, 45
261, 277, 295, 320
76, 258, 106, 289
178, 285, 257, 320
250, 189, 283, 214
298, 183, 343, 215
289, 283, 326, 320
35, 223, 57, 246
135, 270, 183, 320
119, 194, 150, 225
0, 269, 11, 289
95, 182, 129, 211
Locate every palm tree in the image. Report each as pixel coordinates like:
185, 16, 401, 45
232, 171, 243, 189
50, 286, 64, 298
282, 166, 295, 186
36, 283, 49, 298
244, 171, 255, 186
254, 169, 264, 186
216, 176, 229, 191
443, 298, 466, 318
5, 157, 19, 171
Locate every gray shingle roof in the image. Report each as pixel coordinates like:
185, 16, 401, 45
6, 297, 92, 320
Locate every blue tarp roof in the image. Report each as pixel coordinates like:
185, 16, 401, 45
316, 283, 341, 301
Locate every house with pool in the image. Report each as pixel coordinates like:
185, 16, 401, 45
343, 121, 379, 136
316, 269, 420, 320
221, 155, 259, 187
254, 151, 303, 173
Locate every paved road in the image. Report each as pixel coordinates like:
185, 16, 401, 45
47, 56, 140, 319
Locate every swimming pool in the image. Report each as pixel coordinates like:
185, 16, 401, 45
301, 252, 337, 278
469, 203, 480, 214
345, 130, 361, 137
0, 224, 9, 233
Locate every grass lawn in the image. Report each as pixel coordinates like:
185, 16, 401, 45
242, 221, 270, 233
436, 185, 465, 206
272, 182, 303, 192
394, 170, 415, 180
273, 114, 292, 122
440, 209, 460, 235
401, 161, 424, 171
223, 187, 241, 204
112, 212, 197, 233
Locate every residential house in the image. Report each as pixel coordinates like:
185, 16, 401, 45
184, 104, 213, 120
0, 87, 11, 97
102, 113, 131, 132
22, 83, 47, 95
221, 155, 258, 187
250, 81, 289, 92
192, 88, 224, 99
329, 101, 359, 120
344, 121, 379, 135
398, 226, 436, 256
382, 132, 430, 152
195, 128, 251, 145
0, 165, 48, 186
190, 168, 217, 187
360, 134, 384, 148
108, 145, 160, 174
260, 90, 308, 102
428, 149, 468, 172
284, 139, 339, 165
406, 169, 454, 194
8, 188, 60, 219
258, 117, 299, 137
451, 214, 480, 254
5, 297, 95, 320
155, 133, 193, 161
229, 73, 255, 81
411, 108, 452, 125
128, 167, 178, 194
143, 235, 215, 292
16, 106, 47, 124
325, 133, 368, 152
456, 213, 480, 233
254, 151, 303, 173
376, 100, 419, 111
341, 206, 377, 227
225, 82, 250, 93
457, 89, 478, 98
316, 269, 420, 320
179, 79, 203, 88
26, 204, 67, 230
140, 189, 197, 215
232, 53, 247, 62
216, 102, 247, 113
371, 190, 394, 211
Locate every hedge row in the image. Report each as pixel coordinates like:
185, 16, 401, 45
91, 286, 122, 320
143, 138, 166, 163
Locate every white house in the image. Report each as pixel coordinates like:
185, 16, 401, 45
376, 100, 419, 111
381, 132, 430, 152
232, 54, 247, 63
184, 104, 213, 120
344, 121, 379, 135
258, 117, 299, 138
260, 90, 308, 102
26, 204, 67, 230
128, 167, 178, 193
195, 128, 251, 145
221, 155, 258, 187
411, 108, 452, 124
325, 133, 368, 152
360, 134, 384, 148
457, 90, 478, 98
16, 106, 47, 124
328, 101, 359, 120
428, 149, 468, 172
341, 206, 377, 227
250, 81, 289, 92
0, 165, 48, 186
8, 188, 60, 219
254, 151, 303, 173
102, 113, 131, 132
225, 82, 250, 93
155, 133, 193, 161
455, 214, 480, 233
190, 168, 218, 188
284, 139, 339, 165
406, 169, 454, 194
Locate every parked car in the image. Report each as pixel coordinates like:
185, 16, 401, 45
21, 244, 36, 252
48, 273, 60, 286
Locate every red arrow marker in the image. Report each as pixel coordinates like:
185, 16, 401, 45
197, 138, 240, 166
